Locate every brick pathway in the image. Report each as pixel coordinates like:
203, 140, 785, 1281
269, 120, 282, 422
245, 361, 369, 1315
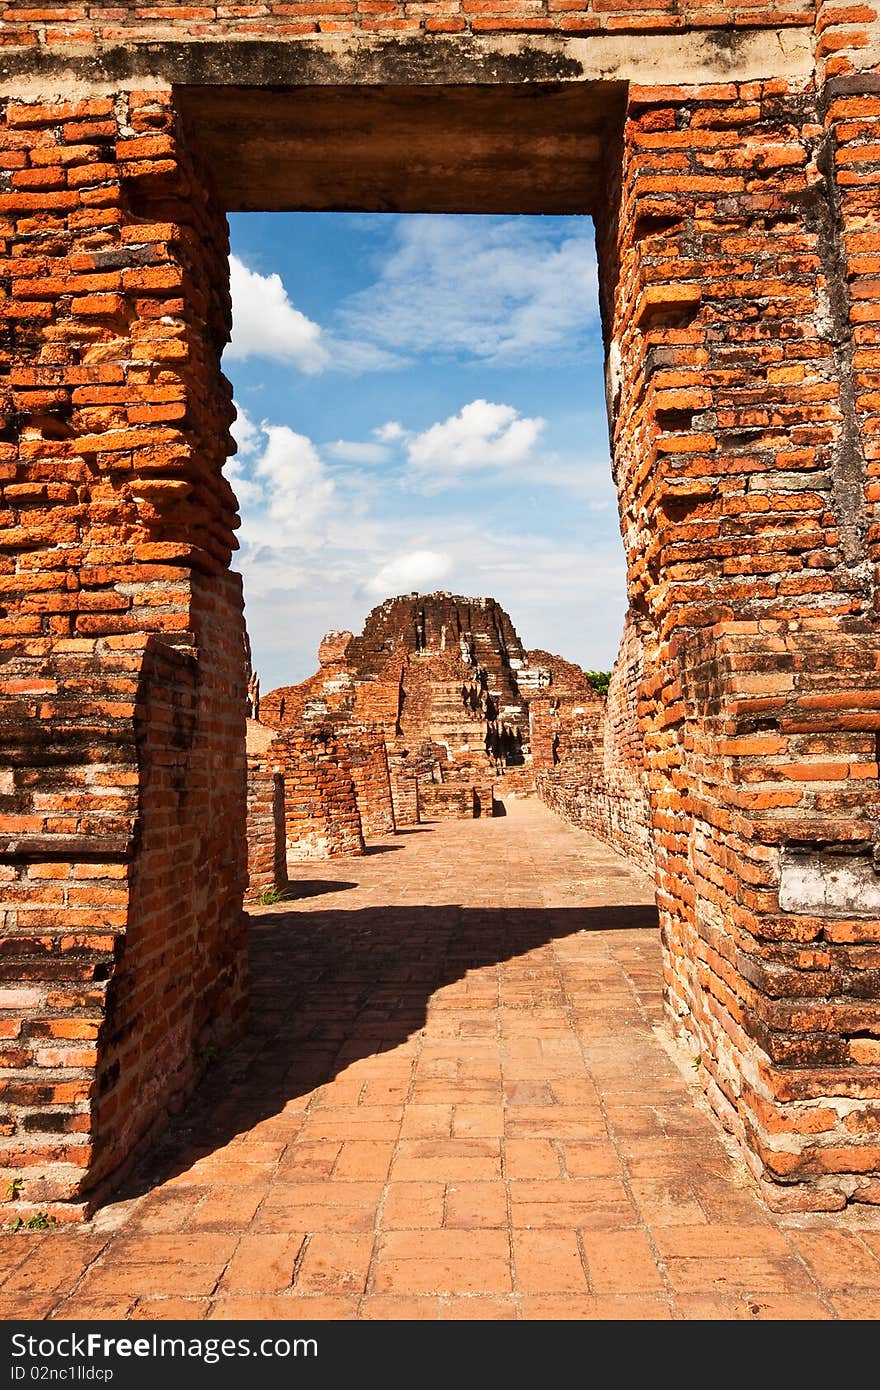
2, 798, 880, 1320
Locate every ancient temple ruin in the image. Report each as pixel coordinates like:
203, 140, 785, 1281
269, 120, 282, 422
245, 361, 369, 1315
1, 3, 878, 1218
244, 591, 635, 896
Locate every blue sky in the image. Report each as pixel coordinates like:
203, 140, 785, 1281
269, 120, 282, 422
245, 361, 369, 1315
224, 213, 627, 691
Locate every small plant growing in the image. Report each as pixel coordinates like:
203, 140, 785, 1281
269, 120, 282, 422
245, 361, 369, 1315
5, 1177, 23, 1201
8, 1212, 57, 1232
257, 885, 292, 906
584, 669, 611, 698
692, 1054, 702, 1070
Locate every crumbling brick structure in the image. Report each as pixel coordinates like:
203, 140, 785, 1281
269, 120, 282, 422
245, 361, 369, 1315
262, 593, 534, 832
244, 718, 286, 903
535, 611, 654, 873
1, 1, 878, 1214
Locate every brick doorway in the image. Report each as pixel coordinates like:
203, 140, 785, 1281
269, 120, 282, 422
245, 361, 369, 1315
2, 34, 879, 1221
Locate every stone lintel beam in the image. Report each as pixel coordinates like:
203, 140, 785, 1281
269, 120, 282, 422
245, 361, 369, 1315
0, 30, 814, 96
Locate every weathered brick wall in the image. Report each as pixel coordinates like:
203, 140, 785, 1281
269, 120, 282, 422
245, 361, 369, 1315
244, 757, 286, 902
276, 730, 365, 861
0, 89, 247, 1218
535, 613, 654, 873
2, 0, 879, 1213
596, 66, 880, 1207
345, 727, 396, 838
0, 0, 817, 43
388, 764, 420, 827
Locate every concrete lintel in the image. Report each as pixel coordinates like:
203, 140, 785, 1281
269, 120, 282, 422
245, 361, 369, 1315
0, 29, 814, 99
779, 847, 880, 919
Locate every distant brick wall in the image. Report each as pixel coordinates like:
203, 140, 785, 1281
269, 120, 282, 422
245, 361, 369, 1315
388, 763, 420, 827
245, 759, 287, 902
346, 728, 396, 838
276, 731, 365, 861
533, 624, 653, 873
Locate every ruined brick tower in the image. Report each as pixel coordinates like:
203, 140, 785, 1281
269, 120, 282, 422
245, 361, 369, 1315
1, 3, 878, 1216
255, 592, 585, 853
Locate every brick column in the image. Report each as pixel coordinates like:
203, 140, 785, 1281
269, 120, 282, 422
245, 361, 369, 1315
597, 75, 880, 1208
0, 91, 247, 1219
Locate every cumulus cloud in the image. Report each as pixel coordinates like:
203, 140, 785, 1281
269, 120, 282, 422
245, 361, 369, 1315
340, 216, 600, 366
226, 402, 265, 507
225, 255, 406, 375
225, 415, 337, 553
374, 420, 406, 443
365, 549, 452, 598
230, 400, 261, 458
226, 255, 329, 372
326, 439, 392, 465
405, 400, 545, 492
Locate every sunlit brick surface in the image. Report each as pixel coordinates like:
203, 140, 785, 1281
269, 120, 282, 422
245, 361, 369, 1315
1, 801, 879, 1321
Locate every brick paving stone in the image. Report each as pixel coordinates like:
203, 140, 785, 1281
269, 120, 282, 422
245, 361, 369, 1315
786, 1231, 880, 1289
441, 1296, 518, 1319
361, 1296, 442, 1319
380, 1182, 445, 1229
5, 802, 880, 1320
513, 1230, 589, 1293
219, 1234, 306, 1292
294, 1234, 374, 1296
208, 1296, 359, 1320
188, 1188, 266, 1230
520, 1295, 672, 1319
673, 1293, 833, 1320
580, 1230, 666, 1293
129, 1299, 211, 1320
444, 1182, 508, 1229
52, 1298, 137, 1319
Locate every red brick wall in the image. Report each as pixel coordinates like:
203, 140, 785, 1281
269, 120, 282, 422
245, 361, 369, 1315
535, 613, 654, 874
245, 757, 287, 902
597, 71, 880, 1207
346, 729, 396, 838
276, 730, 366, 861
0, 89, 247, 1219
0, 0, 817, 43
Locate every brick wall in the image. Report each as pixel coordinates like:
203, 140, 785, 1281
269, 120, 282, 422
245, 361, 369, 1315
0, 0, 818, 44
345, 727, 396, 838
275, 730, 365, 861
536, 614, 654, 875
0, 89, 247, 1219
596, 68, 880, 1207
244, 758, 286, 902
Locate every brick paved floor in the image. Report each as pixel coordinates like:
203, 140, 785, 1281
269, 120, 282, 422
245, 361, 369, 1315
3, 798, 880, 1320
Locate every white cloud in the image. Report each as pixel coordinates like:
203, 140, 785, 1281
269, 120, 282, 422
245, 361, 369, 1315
405, 400, 544, 492
226, 255, 329, 372
230, 401, 261, 457
225, 255, 406, 375
340, 217, 600, 366
228, 421, 336, 554
224, 409, 626, 693
374, 421, 406, 443
365, 549, 452, 598
326, 439, 392, 465
226, 402, 266, 507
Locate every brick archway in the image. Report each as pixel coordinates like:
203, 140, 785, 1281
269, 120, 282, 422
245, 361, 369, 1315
1, 6, 878, 1217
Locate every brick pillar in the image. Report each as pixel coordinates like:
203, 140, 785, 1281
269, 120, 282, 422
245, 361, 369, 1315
597, 75, 880, 1208
245, 759, 288, 903
0, 91, 247, 1219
